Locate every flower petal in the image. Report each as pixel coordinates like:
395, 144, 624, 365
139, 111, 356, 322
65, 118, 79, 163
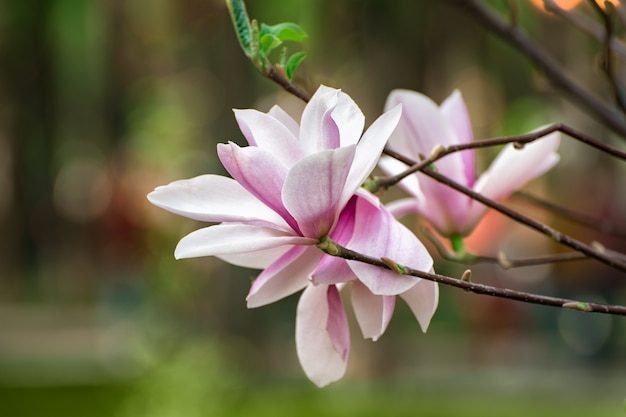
383, 90, 474, 235
300, 85, 341, 152
333, 90, 365, 147
246, 245, 323, 308
310, 254, 357, 285
282, 146, 355, 238
475, 131, 561, 201
217, 245, 291, 269
268, 105, 300, 138
341, 104, 402, 208
377, 155, 422, 198
296, 284, 349, 387
347, 195, 433, 295
147, 174, 287, 226
399, 278, 439, 332
351, 280, 395, 341
174, 223, 315, 260
466, 131, 561, 231
441, 90, 475, 187
385, 89, 465, 163
414, 175, 473, 236
384, 197, 420, 219
234, 108, 304, 166
218, 142, 300, 233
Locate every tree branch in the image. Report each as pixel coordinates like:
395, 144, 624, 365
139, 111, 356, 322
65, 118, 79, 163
381, 147, 626, 273
265, 66, 312, 103
374, 123, 626, 193
448, 0, 626, 139
543, 0, 626, 60
419, 225, 589, 268
514, 191, 626, 240
318, 238, 626, 316
589, 0, 626, 114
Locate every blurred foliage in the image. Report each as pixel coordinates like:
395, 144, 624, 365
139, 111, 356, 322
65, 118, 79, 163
0, 0, 625, 415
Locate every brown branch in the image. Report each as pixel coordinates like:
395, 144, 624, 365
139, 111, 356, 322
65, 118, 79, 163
589, 0, 626, 114
318, 239, 626, 316
514, 191, 626, 240
375, 123, 626, 193
543, 0, 626, 59
265, 66, 312, 103
382, 147, 626, 273
420, 225, 589, 268
448, 0, 626, 139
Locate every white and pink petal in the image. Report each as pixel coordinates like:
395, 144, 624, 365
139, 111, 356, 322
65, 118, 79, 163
300, 85, 341, 152
399, 278, 439, 332
174, 223, 315, 260
465, 131, 561, 232
351, 280, 395, 341
282, 146, 355, 238
347, 195, 432, 295
233, 108, 304, 166
296, 284, 350, 387
217, 142, 300, 233
246, 245, 323, 308
147, 174, 287, 227
440, 90, 475, 187
341, 104, 402, 209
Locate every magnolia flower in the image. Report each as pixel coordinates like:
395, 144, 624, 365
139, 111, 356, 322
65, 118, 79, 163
148, 85, 437, 386
379, 89, 561, 238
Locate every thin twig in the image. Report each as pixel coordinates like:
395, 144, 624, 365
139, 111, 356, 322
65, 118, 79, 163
265, 66, 312, 102
543, 0, 626, 59
382, 147, 626, 273
514, 191, 626, 239
448, 0, 626, 139
589, 0, 626, 114
420, 225, 589, 268
375, 123, 626, 192
318, 238, 626, 315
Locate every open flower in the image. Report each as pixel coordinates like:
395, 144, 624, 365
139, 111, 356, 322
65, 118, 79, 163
148, 85, 437, 386
379, 89, 561, 238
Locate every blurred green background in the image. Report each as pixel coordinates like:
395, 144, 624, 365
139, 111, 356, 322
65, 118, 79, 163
0, 0, 625, 415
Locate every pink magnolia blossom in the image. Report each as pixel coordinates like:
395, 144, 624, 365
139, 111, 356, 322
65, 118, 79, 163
148, 85, 437, 386
379, 89, 561, 237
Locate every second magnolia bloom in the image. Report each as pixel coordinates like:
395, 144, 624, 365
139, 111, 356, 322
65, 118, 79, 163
379, 89, 561, 238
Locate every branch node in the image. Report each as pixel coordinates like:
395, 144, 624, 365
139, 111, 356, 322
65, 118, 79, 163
497, 250, 513, 269
317, 238, 340, 256
562, 301, 593, 312
381, 257, 406, 274
591, 240, 606, 253
548, 228, 563, 243
513, 141, 525, 149
461, 269, 473, 282
429, 144, 446, 159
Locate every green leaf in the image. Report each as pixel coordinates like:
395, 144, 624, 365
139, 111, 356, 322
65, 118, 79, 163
260, 22, 307, 43
259, 34, 282, 59
285, 51, 306, 80
226, 0, 253, 57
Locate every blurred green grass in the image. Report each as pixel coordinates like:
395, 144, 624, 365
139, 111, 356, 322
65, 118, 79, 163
0, 375, 621, 417
0, 340, 623, 417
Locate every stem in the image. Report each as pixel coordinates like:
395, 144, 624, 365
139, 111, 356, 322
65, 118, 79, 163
375, 123, 626, 193
322, 238, 626, 316
421, 226, 588, 268
514, 191, 626, 240
449, 0, 626, 139
265, 66, 312, 103
383, 147, 626, 273
589, 0, 626, 115
450, 235, 466, 255
543, 0, 626, 59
